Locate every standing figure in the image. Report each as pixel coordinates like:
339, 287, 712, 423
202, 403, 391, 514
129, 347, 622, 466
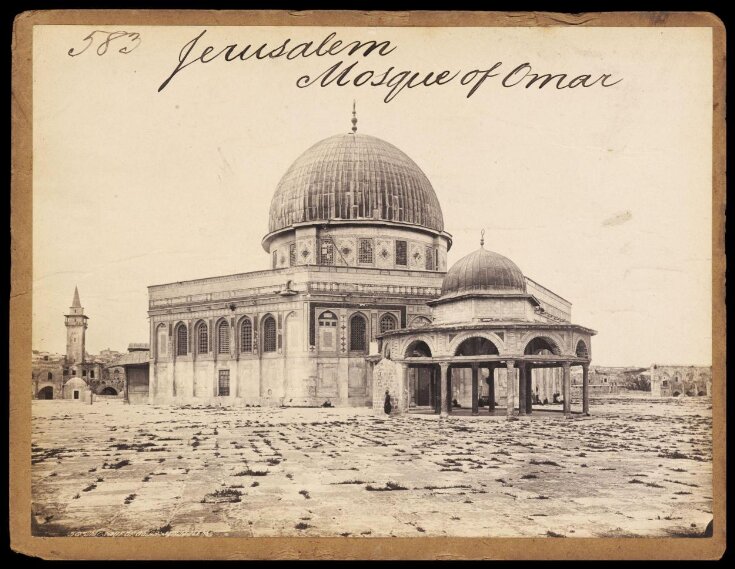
384, 390, 392, 415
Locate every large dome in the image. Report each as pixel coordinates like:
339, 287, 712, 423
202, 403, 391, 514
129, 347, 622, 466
267, 133, 444, 235
440, 247, 527, 299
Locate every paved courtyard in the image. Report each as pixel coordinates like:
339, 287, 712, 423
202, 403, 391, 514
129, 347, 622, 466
31, 394, 713, 538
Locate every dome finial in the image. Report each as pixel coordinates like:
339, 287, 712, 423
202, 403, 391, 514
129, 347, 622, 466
480, 228, 485, 248
351, 100, 358, 133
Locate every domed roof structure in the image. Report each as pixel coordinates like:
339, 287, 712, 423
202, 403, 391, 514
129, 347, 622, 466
440, 246, 527, 300
267, 132, 444, 236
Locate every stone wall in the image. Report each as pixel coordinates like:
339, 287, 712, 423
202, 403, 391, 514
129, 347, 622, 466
372, 358, 407, 415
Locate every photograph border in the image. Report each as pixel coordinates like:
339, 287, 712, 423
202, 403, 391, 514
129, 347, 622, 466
10, 10, 726, 560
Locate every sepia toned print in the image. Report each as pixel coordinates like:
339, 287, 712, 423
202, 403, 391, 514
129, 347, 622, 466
12, 11, 725, 560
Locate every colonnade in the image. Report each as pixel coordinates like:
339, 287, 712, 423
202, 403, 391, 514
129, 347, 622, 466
402, 360, 590, 419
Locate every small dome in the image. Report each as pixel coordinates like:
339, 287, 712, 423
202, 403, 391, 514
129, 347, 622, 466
267, 133, 444, 235
440, 247, 526, 299
64, 377, 87, 389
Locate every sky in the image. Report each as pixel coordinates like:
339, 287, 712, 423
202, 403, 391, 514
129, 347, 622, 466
32, 25, 713, 367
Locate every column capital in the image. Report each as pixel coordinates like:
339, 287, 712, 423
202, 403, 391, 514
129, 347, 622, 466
562, 360, 571, 370
505, 360, 516, 370
471, 362, 479, 370
439, 362, 450, 372
581, 362, 590, 371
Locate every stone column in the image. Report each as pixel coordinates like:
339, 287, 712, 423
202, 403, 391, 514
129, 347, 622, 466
526, 364, 533, 415
505, 360, 516, 418
518, 364, 527, 415
582, 363, 590, 415
399, 363, 409, 413
434, 365, 442, 414
439, 363, 449, 417
562, 362, 571, 417
487, 366, 496, 412
446, 366, 453, 415
471, 363, 479, 415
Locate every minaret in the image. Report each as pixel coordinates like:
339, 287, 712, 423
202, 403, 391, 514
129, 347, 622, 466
65, 286, 88, 364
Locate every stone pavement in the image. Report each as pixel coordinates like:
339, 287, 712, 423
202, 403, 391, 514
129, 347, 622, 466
31, 395, 713, 537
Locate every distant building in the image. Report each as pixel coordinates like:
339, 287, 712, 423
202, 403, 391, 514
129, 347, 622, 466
570, 366, 649, 398
108, 344, 150, 404
649, 364, 711, 397
32, 287, 122, 400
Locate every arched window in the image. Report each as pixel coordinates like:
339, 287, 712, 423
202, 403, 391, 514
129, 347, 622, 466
197, 322, 209, 354
575, 340, 589, 358
379, 313, 398, 334
90, 370, 95, 379
240, 318, 253, 352
176, 324, 188, 356
262, 316, 277, 353
156, 324, 168, 358
318, 311, 338, 351
349, 314, 367, 352
218, 320, 230, 354
47, 371, 53, 380
114, 369, 120, 379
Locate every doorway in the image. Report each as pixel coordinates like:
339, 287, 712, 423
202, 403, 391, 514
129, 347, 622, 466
415, 367, 434, 406
38, 386, 53, 400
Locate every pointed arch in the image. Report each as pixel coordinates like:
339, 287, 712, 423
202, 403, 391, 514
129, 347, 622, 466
195, 320, 209, 354
523, 335, 563, 356
379, 312, 398, 334
217, 318, 230, 354
175, 322, 188, 356
447, 331, 505, 356
262, 314, 277, 353
454, 336, 500, 356
156, 323, 168, 358
575, 339, 589, 358
37, 385, 54, 399
239, 316, 253, 353
349, 312, 368, 352
405, 339, 432, 358
284, 311, 301, 354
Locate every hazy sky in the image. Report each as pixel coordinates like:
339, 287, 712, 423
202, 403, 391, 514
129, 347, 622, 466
32, 25, 713, 367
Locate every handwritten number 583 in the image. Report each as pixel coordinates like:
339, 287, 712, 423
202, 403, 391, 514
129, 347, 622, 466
68, 31, 141, 57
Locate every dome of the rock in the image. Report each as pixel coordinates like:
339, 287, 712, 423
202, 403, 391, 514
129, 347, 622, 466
267, 133, 444, 236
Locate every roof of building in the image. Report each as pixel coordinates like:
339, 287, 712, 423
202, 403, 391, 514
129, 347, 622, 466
438, 245, 527, 300
109, 350, 150, 367
72, 286, 81, 308
267, 132, 444, 236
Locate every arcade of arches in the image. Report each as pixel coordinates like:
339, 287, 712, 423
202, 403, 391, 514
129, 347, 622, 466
381, 329, 594, 418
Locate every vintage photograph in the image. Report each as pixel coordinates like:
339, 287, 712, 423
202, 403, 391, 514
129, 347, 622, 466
13, 12, 724, 559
